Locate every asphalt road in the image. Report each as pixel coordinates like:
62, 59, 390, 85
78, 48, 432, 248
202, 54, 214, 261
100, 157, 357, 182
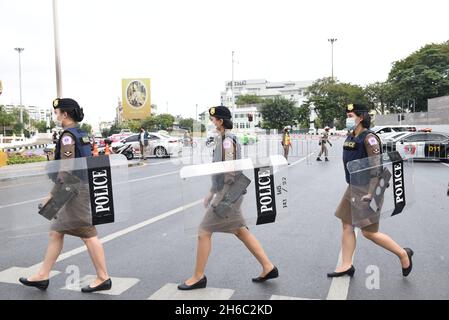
0, 136, 448, 300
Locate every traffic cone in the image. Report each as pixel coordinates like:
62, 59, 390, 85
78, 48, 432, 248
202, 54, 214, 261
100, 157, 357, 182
93, 143, 99, 157
104, 144, 111, 155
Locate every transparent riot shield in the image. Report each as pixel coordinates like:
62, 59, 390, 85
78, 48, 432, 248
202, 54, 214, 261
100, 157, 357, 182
180, 155, 288, 236
0, 154, 130, 236
347, 151, 415, 229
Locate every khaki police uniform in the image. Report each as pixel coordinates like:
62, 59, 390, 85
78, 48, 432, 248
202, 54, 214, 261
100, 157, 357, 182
335, 131, 382, 232
50, 123, 98, 239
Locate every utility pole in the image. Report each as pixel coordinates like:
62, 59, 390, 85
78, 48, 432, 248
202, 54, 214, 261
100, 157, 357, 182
52, 0, 62, 97
14, 47, 24, 128
328, 38, 337, 80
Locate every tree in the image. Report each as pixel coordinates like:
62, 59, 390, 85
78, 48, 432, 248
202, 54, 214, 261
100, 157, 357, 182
34, 120, 50, 133
178, 118, 195, 132
294, 104, 311, 129
155, 114, 175, 130
364, 81, 397, 115
80, 123, 93, 135
260, 97, 297, 130
141, 116, 157, 131
387, 41, 449, 112
236, 94, 264, 106
0, 105, 14, 135
304, 77, 369, 129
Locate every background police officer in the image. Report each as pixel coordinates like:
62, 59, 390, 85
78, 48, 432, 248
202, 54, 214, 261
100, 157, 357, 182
328, 103, 414, 278
316, 126, 332, 161
20, 98, 112, 293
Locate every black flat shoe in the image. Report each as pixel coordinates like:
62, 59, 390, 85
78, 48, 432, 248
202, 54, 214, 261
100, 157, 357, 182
19, 277, 49, 291
252, 266, 279, 282
81, 278, 112, 293
327, 265, 355, 278
316, 158, 322, 161
178, 276, 207, 290
402, 248, 414, 277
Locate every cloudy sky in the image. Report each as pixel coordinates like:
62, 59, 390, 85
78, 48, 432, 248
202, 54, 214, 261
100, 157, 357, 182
1, 0, 448, 129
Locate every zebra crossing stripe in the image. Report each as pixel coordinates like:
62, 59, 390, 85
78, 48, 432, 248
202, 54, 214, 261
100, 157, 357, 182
270, 294, 319, 300
148, 283, 235, 300
0, 266, 60, 285
61, 275, 140, 295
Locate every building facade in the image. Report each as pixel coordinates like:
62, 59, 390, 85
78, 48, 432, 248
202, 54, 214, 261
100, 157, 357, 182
218, 79, 313, 132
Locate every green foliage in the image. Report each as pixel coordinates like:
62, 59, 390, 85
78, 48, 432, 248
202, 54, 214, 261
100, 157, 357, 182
236, 94, 264, 106
260, 97, 297, 130
6, 153, 47, 165
304, 77, 368, 129
387, 41, 449, 112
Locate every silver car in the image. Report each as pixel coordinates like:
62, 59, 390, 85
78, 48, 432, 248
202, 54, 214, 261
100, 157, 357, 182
111, 132, 182, 158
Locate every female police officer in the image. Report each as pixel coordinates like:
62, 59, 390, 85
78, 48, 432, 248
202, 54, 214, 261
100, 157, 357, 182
19, 98, 112, 293
178, 106, 278, 290
327, 103, 414, 278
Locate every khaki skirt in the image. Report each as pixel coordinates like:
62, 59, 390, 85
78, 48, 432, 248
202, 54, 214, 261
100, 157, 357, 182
335, 186, 380, 232
200, 184, 247, 234
50, 184, 98, 239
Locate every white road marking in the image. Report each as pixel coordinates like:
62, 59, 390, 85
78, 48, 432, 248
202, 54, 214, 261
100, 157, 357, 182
61, 275, 139, 295
441, 163, 449, 168
289, 153, 315, 167
0, 171, 181, 208
0, 266, 60, 285
26, 199, 202, 270
326, 229, 359, 300
270, 295, 319, 300
148, 283, 234, 300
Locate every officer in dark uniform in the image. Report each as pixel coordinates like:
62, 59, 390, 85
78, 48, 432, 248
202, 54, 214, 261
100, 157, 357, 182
19, 98, 112, 293
178, 106, 278, 290
327, 103, 414, 278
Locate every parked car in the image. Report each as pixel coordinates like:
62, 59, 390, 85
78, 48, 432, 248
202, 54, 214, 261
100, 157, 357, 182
111, 132, 182, 158
395, 131, 449, 162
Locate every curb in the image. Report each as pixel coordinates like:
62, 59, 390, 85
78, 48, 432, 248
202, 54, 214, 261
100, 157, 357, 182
2, 144, 48, 152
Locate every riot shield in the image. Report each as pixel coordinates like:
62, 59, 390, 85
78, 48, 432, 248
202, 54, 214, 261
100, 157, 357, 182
347, 151, 415, 229
180, 155, 289, 236
0, 155, 130, 236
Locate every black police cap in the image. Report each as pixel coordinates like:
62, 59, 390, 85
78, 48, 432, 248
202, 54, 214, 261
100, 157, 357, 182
209, 106, 232, 120
346, 103, 368, 114
52, 98, 81, 111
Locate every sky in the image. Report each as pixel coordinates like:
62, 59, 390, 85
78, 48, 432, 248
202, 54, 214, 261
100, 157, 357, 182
1, 0, 448, 130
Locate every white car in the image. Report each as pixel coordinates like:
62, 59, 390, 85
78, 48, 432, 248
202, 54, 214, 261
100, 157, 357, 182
371, 125, 417, 139
381, 132, 413, 152
111, 132, 182, 158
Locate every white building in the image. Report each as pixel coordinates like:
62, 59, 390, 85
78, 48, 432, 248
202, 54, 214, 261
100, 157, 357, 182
219, 79, 313, 132
4, 104, 52, 123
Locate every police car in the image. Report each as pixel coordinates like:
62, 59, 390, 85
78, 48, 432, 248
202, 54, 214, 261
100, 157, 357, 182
394, 131, 449, 162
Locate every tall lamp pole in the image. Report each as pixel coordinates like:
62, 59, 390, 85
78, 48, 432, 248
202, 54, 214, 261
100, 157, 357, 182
14, 47, 24, 127
328, 38, 337, 80
231, 51, 235, 120
52, 0, 62, 97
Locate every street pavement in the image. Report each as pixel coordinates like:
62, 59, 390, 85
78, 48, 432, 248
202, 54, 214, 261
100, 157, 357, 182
0, 136, 448, 300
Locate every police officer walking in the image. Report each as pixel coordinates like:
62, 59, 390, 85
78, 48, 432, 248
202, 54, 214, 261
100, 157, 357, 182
316, 126, 332, 161
178, 106, 278, 290
281, 126, 292, 162
328, 103, 414, 278
19, 98, 112, 293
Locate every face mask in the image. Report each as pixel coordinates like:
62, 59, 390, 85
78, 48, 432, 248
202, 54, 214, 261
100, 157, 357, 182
54, 118, 62, 127
346, 118, 357, 131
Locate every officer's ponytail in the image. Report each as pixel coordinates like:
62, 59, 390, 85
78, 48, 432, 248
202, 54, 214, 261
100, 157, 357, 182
222, 119, 233, 130
66, 108, 84, 122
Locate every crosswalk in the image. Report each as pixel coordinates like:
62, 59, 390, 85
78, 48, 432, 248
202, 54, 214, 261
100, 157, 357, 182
0, 265, 320, 300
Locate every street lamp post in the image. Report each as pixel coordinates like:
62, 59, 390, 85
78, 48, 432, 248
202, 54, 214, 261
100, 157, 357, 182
14, 47, 24, 128
231, 51, 236, 120
328, 38, 337, 80
52, 0, 62, 97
